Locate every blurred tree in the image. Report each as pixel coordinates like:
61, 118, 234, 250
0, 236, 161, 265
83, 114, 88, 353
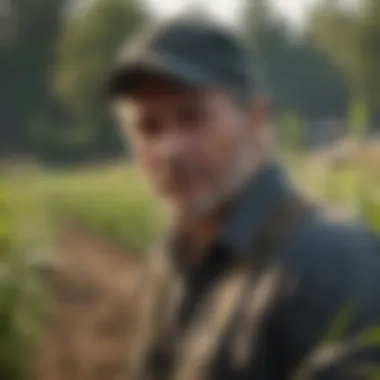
362, 0, 380, 115
242, 0, 348, 127
349, 97, 369, 138
309, 0, 380, 130
53, 0, 148, 163
0, 181, 46, 380
4, 0, 378, 163
0, 0, 67, 157
279, 109, 304, 153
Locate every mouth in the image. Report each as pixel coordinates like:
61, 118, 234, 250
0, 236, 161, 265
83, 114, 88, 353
162, 178, 193, 196
154, 162, 213, 200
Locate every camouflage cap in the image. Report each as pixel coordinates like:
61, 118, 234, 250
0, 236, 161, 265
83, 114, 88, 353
106, 16, 256, 98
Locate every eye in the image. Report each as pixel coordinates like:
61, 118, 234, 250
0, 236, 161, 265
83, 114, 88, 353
138, 116, 163, 138
177, 104, 208, 130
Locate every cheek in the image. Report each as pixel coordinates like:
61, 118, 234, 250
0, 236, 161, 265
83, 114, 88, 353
133, 139, 157, 173
204, 122, 241, 165
192, 122, 242, 185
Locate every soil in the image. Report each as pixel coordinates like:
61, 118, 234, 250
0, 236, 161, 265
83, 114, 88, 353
33, 223, 144, 380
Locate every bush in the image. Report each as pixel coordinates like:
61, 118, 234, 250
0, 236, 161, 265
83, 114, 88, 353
0, 180, 46, 380
22, 165, 166, 254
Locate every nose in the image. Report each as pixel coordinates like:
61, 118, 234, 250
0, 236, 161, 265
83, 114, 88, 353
153, 129, 189, 161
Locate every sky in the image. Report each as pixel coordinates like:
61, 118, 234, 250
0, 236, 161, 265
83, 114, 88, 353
144, 0, 319, 27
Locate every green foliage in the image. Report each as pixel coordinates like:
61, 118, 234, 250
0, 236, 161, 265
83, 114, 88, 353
1, 157, 380, 378
0, 186, 13, 254
0, 180, 46, 380
1, 0, 148, 164
0, 252, 46, 380
0, 166, 165, 378
19, 166, 166, 253
53, 0, 148, 162
321, 303, 356, 343
349, 97, 369, 138
309, 0, 380, 123
279, 110, 304, 153
243, 0, 348, 121
353, 170, 380, 232
0, 0, 67, 156
1, 0, 380, 164
309, 2, 365, 89
243, 0, 380, 134
292, 304, 380, 380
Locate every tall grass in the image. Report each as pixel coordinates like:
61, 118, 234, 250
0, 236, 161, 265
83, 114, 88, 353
0, 180, 46, 380
7, 165, 166, 254
0, 153, 379, 379
292, 153, 380, 231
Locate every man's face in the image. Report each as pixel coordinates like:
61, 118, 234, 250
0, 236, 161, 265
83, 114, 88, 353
114, 76, 266, 215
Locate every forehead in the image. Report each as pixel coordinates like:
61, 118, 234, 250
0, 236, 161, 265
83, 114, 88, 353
130, 74, 193, 98
117, 74, 230, 108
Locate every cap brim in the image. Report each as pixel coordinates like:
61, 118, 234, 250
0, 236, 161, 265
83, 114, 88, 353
105, 53, 217, 99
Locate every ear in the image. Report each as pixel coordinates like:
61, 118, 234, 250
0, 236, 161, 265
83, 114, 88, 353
250, 94, 270, 130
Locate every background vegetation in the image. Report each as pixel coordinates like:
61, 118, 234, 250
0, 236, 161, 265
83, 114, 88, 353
2, 0, 380, 164
1, 0, 380, 378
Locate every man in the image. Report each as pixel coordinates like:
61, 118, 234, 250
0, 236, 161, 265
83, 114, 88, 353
106, 16, 380, 380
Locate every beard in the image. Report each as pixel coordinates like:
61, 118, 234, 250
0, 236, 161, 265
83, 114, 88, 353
167, 151, 260, 219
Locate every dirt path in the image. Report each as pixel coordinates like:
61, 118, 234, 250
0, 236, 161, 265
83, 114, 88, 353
34, 224, 144, 380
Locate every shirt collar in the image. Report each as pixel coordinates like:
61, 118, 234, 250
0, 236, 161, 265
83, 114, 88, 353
168, 161, 294, 272
215, 161, 294, 255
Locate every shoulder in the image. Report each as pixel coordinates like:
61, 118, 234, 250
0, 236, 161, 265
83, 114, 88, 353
282, 208, 380, 310
277, 210, 380, 368
279, 206, 380, 323
282, 209, 380, 286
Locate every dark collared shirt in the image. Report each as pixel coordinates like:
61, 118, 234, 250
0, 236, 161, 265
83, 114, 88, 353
157, 162, 380, 380
172, 162, 294, 329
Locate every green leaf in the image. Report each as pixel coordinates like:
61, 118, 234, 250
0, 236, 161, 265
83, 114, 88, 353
322, 302, 356, 343
360, 326, 380, 348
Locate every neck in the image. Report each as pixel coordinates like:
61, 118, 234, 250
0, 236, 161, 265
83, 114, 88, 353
173, 157, 273, 265
175, 204, 227, 265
